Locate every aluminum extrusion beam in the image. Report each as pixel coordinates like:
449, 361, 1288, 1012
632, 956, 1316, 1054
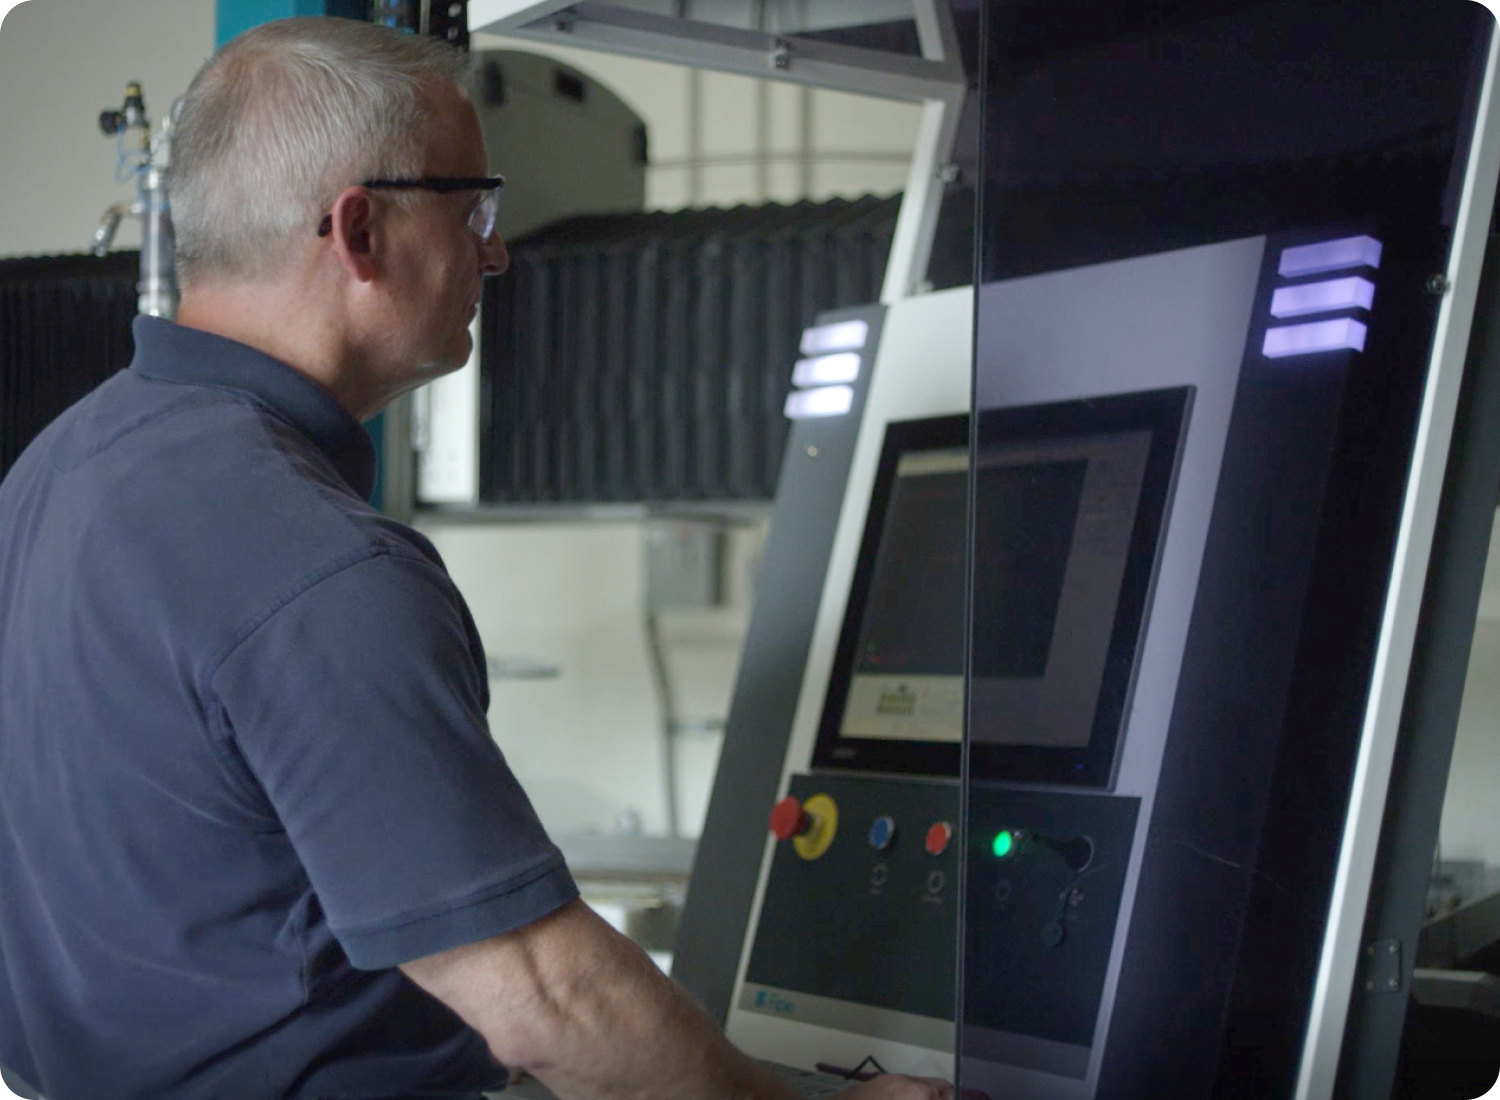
472, 2, 963, 103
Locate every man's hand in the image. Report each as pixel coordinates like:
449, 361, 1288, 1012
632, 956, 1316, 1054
832, 1074, 954, 1100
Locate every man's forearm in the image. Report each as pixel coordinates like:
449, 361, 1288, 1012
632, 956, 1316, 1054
400, 898, 802, 1100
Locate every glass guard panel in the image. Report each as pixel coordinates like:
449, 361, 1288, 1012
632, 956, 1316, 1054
961, 2, 1492, 1099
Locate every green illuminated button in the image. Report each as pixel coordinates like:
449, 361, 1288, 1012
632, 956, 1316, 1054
992, 830, 1017, 859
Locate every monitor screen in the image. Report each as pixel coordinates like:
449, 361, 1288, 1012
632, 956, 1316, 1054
837, 444, 969, 747
811, 388, 1190, 783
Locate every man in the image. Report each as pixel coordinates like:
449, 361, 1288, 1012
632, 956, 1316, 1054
0, 17, 952, 1100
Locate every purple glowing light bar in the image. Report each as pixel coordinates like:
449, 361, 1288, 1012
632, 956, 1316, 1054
799, 320, 870, 356
1278, 236, 1383, 278
785, 384, 855, 419
1263, 318, 1368, 359
1269, 276, 1376, 319
792, 352, 861, 388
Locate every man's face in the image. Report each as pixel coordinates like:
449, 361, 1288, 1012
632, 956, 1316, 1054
377, 83, 508, 388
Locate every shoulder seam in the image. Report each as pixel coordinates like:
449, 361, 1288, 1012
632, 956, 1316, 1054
51, 386, 225, 471
205, 544, 451, 682
205, 544, 390, 681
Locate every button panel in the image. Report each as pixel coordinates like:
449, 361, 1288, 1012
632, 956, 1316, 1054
744, 773, 960, 1024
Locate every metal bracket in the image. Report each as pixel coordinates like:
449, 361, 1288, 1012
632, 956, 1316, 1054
1361, 939, 1404, 995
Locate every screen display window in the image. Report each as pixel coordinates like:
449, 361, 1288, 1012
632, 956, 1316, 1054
812, 388, 1190, 783
969, 429, 1151, 752
839, 446, 969, 746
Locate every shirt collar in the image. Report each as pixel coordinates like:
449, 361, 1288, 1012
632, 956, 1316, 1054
128, 315, 376, 501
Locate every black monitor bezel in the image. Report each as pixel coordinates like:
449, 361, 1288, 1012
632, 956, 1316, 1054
810, 387, 1191, 784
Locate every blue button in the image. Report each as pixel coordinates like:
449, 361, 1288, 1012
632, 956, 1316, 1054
868, 815, 897, 850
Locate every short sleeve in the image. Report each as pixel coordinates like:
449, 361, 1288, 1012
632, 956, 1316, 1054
210, 549, 577, 969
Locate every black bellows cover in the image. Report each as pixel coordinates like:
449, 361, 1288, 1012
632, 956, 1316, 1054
0, 253, 138, 480
481, 195, 912, 504
2, 193, 974, 501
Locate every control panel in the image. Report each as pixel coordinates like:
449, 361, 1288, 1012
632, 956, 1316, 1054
740, 773, 960, 1046
962, 788, 1139, 1080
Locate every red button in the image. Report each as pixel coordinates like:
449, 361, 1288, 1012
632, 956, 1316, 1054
925, 821, 953, 856
769, 796, 809, 841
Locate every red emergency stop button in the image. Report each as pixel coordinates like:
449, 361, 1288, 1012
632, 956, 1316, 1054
925, 821, 953, 856
770, 796, 810, 841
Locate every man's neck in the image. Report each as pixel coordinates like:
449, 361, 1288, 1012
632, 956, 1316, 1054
175, 279, 379, 421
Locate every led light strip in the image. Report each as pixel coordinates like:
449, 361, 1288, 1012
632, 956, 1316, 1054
785, 385, 854, 419
799, 319, 869, 356
1278, 234, 1383, 278
1270, 276, 1376, 319
1263, 318, 1368, 359
792, 352, 862, 388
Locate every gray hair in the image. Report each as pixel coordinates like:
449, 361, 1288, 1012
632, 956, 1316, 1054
171, 18, 473, 285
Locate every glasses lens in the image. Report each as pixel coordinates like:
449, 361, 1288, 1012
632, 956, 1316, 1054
468, 189, 500, 241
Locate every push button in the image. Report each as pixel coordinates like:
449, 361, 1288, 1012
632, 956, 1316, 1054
868, 815, 897, 851
768, 794, 839, 860
925, 821, 952, 856
769, 797, 809, 841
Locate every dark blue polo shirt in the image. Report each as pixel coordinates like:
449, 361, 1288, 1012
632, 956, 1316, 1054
0, 317, 578, 1100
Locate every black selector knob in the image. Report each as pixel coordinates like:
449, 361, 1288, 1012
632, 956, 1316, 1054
1053, 835, 1095, 872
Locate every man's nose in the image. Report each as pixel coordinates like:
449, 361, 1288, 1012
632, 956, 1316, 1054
480, 234, 508, 276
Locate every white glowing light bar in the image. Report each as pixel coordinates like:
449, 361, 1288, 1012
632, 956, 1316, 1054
792, 352, 862, 388
785, 385, 855, 419
799, 320, 870, 356
1270, 276, 1376, 319
1263, 318, 1368, 359
1278, 236, 1383, 278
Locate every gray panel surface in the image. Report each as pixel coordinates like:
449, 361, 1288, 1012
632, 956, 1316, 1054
671, 304, 886, 1024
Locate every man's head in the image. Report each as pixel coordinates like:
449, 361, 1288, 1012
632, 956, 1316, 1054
173, 17, 472, 286
171, 18, 508, 417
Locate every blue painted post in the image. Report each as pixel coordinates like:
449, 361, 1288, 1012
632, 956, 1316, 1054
216, 0, 367, 47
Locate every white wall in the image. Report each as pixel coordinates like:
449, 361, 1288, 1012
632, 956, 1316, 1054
0, 0, 214, 257
414, 517, 766, 839
1438, 508, 1500, 866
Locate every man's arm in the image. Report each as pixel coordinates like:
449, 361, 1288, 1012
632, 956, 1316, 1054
399, 898, 951, 1100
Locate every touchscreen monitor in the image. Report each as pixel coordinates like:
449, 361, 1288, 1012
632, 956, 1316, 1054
811, 387, 1190, 786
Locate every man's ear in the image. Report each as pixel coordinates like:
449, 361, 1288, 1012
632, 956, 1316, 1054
323, 187, 380, 282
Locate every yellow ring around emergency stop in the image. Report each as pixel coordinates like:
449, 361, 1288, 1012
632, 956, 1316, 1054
793, 794, 838, 860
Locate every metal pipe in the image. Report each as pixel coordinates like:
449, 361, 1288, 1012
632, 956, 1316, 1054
137, 104, 177, 319
138, 163, 176, 319
645, 611, 682, 838
90, 202, 137, 257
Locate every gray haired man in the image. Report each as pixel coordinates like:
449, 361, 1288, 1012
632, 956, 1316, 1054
0, 17, 952, 1100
